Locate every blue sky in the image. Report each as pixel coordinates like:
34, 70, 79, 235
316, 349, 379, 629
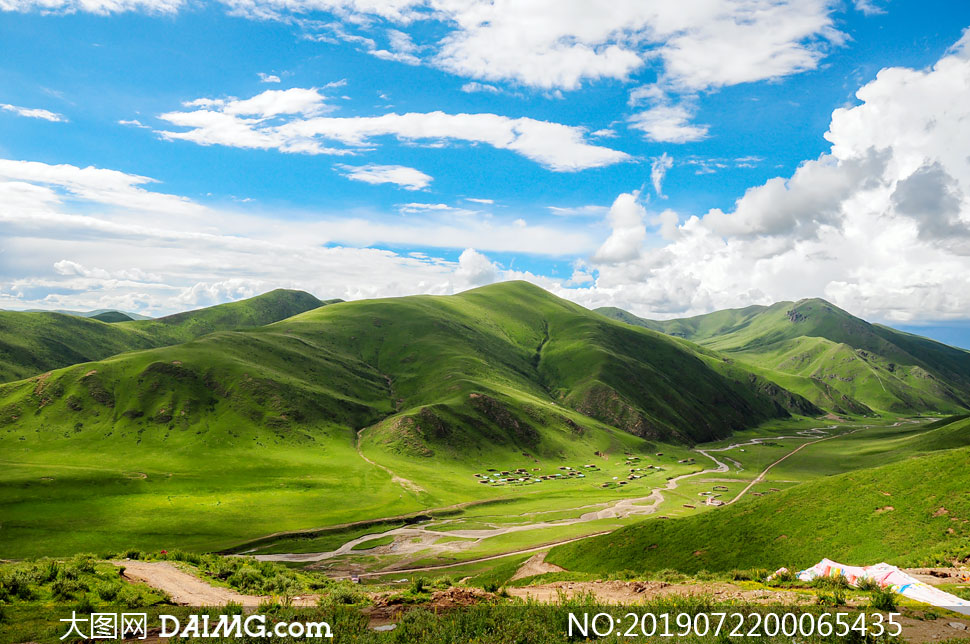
1, 0, 970, 346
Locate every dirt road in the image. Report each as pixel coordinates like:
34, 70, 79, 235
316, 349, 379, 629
115, 560, 317, 607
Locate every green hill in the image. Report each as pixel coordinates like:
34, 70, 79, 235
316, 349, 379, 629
0, 282, 819, 557
597, 299, 970, 415
547, 416, 970, 574
89, 311, 134, 323
0, 289, 330, 383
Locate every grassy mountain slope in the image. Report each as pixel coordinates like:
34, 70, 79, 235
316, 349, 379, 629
0, 282, 818, 557
548, 417, 970, 574
598, 299, 970, 415
0, 289, 330, 383
89, 311, 134, 323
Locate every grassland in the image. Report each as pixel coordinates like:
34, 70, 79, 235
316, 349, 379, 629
0, 282, 822, 559
547, 417, 970, 575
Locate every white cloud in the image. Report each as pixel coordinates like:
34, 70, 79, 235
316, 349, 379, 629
547, 204, 609, 217
591, 192, 646, 264
563, 33, 970, 322
0, 158, 204, 215
650, 152, 673, 198
397, 202, 479, 216
453, 248, 498, 286
0, 156, 597, 314
258, 72, 282, 83
460, 82, 500, 94
1, 103, 66, 122
157, 90, 630, 171
628, 104, 708, 143
6, 1, 845, 94
335, 163, 432, 190
465, 197, 493, 204
853, 0, 885, 15
0, 0, 181, 13
118, 118, 150, 128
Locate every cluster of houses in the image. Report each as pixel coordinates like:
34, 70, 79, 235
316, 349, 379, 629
473, 464, 598, 486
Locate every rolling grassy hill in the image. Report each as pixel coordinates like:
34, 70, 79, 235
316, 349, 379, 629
0, 289, 331, 383
597, 299, 970, 416
0, 282, 819, 557
547, 416, 970, 574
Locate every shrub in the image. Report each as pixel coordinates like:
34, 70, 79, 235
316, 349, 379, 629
812, 574, 849, 590
74, 594, 95, 613
95, 581, 120, 602
870, 586, 898, 611
115, 586, 143, 609
855, 577, 880, 592
51, 578, 83, 601
320, 585, 365, 606
71, 554, 97, 574
410, 577, 427, 594
227, 566, 264, 594
1, 570, 37, 601
816, 587, 847, 607
33, 559, 59, 583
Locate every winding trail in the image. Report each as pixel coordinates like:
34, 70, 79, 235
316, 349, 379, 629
356, 425, 426, 495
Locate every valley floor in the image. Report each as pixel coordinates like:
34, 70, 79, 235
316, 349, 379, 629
240, 417, 929, 579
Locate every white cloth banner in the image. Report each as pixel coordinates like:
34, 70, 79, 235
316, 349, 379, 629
797, 558, 970, 615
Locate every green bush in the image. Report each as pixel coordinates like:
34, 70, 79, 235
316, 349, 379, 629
319, 584, 365, 606
95, 581, 120, 602
51, 577, 83, 601
74, 594, 95, 613
70, 554, 97, 574
816, 587, 847, 607
869, 586, 898, 611
33, 559, 59, 583
855, 577, 879, 592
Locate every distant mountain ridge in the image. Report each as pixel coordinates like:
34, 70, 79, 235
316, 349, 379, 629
0, 289, 335, 383
597, 299, 970, 415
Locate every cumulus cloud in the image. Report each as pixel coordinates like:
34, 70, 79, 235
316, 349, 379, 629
565, 33, 970, 323
1, 103, 66, 122
156, 90, 630, 171
592, 192, 647, 264
453, 248, 498, 286
336, 163, 432, 190
258, 72, 282, 83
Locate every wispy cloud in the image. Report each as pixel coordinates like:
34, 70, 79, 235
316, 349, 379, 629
335, 163, 432, 190
156, 88, 631, 171
1, 103, 67, 122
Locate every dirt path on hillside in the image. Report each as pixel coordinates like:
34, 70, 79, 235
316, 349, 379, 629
356, 426, 426, 495
511, 552, 565, 581
115, 560, 317, 607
